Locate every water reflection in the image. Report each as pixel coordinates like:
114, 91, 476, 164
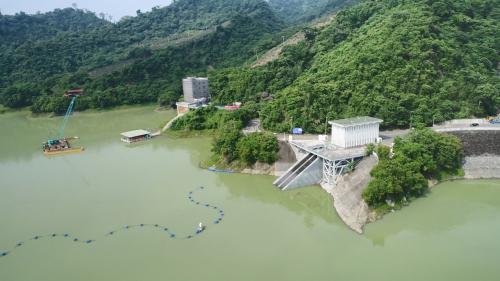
364, 180, 500, 246
0, 107, 175, 162
215, 173, 340, 229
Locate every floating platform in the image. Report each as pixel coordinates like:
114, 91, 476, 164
44, 147, 84, 156
121, 129, 152, 143
43, 137, 84, 156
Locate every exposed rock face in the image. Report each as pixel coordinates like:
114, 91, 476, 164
321, 155, 379, 234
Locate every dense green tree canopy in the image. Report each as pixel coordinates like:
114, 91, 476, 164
208, 0, 500, 132
1, 0, 497, 130
268, 0, 358, 24
363, 128, 464, 207
0, 8, 107, 46
0, 0, 284, 111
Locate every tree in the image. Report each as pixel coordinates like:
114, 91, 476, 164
236, 132, 279, 165
158, 90, 179, 108
212, 120, 242, 163
363, 128, 464, 207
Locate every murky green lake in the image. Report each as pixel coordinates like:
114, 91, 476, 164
1, 106, 499, 281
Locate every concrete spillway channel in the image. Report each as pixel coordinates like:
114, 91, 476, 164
273, 153, 322, 190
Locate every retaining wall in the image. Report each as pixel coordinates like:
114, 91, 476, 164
446, 130, 500, 156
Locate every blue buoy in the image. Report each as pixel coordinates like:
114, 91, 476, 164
125, 225, 130, 229
1, 252, 8, 257
73, 238, 79, 242
16, 242, 23, 247
163, 228, 168, 231
109, 231, 114, 235
214, 220, 219, 224
86, 240, 93, 244
64, 234, 69, 237
33, 236, 39, 240
170, 234, 175, 238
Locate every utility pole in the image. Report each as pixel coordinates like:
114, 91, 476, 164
324, 116, 328, 135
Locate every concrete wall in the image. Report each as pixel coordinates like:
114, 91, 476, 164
443, 119, 489, 125
331, 123, 380, 148
283, 157, 323, 190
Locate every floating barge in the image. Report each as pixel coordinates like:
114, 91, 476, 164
43, 137, 84, 156
120, 130, 152, 143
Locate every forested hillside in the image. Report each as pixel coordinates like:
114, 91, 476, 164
0, 0, 286, 112
209, 0, 500, 132
0, 8, 107, 46
268, 0, 358, 23
0, 0, 284, 111
1, 0, 498, 130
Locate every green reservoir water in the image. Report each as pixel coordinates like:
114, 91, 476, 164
1, 106, 500, 281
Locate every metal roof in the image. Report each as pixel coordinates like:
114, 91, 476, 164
120, 129, 151, 138
328, 116, 383, 127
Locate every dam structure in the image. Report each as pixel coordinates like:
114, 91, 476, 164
274, 117, 382, 190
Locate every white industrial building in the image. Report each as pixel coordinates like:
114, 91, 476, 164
182, 77, 209, 102
329, 116, 383, 148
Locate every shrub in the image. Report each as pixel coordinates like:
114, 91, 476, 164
237, 132, 279, 165
363, 128, 463, 208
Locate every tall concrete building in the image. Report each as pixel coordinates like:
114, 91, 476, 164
182, 77, 209, 103
329, 116, 383, 148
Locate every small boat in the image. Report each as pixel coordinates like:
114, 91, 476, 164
208, 167, 233, 173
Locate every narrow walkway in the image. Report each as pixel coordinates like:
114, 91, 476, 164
158, 113, 185, 134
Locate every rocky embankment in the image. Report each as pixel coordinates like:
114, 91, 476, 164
321, 156, 378, 234
463, 155, 500, 179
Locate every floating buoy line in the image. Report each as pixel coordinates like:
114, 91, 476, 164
0, 186, 224, 259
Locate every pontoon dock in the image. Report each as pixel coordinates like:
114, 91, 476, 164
120, 129, 152, 143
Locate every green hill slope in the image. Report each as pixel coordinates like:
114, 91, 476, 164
0, 0, 284, 112
0, 0, 281, 87
268, 0, 359, 24
0, 0, 284, 110
0, 8, 107, 46
209, 0, 499, 132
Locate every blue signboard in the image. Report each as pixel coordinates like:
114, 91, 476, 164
292, 128, 303, 135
